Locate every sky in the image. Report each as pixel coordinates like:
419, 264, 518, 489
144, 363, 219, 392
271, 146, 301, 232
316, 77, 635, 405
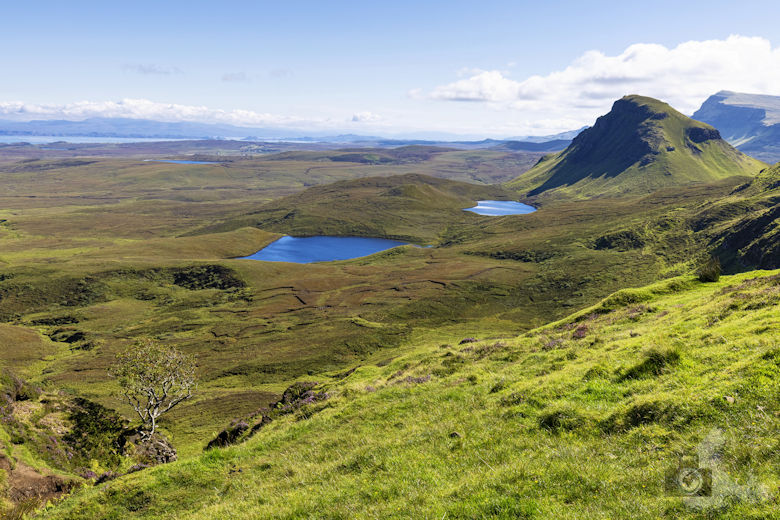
2, 0, 780, 138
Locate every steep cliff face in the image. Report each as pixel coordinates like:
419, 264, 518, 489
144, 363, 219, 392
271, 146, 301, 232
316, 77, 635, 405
509, 95, 764, 198
716, 163, 780, 269
693, 90, 780, 163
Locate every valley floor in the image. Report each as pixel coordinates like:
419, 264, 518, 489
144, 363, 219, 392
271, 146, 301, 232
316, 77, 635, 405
0, 146, 776, 518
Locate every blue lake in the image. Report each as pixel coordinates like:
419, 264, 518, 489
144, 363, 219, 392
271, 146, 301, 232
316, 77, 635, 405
144, 159, 219, 165
242, 235, 412, 263
464, 200, 536, 216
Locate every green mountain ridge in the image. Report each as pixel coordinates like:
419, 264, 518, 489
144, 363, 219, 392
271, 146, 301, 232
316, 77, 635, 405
508, 95, 765, 198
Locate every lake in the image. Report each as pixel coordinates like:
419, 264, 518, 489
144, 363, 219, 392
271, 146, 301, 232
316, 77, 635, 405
464, 200, 536, 216
242, 235, 412, 263
144, 159, 219, 165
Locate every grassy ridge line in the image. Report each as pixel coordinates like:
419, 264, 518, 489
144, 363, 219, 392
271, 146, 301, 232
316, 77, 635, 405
38, 270, 780, 519
196, 173, 517, 242
508, 95, 765, 199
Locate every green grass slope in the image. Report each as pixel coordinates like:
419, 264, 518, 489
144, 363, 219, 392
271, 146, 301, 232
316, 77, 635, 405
0, 171, 761, 469
195, 173, 517, 242
685, 162, 780, 270
508, 95, 765, 199
38, 270, 780, 519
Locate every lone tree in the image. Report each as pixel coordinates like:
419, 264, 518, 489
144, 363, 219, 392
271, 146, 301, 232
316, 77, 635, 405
109, 340, 196, 439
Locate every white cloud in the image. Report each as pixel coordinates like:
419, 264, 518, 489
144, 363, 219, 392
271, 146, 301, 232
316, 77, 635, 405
406, 88, 424, 100
351, 111, 381, 123
0, 98, 318, 128
432, 70, 521, 102
427, 35, 780, 133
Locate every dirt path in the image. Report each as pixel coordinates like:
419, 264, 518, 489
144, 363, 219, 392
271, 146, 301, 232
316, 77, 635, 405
0, 454, 73, 505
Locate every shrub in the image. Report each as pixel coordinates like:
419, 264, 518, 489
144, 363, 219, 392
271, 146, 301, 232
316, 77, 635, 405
63, 397, 128, 470
0, 370, 41, 402
697, 256, 721, 283
572, 325, 588, 339
619, 347, 681, 381
592, 229, 645, 251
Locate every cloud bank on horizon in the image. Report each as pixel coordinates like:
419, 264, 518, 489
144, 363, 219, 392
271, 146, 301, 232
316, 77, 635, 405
0, 98, 325, 129
1, 35, 778, 136
427, 35, 780, 133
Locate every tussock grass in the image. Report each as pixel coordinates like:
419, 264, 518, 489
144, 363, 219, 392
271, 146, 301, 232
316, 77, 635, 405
36, 270, 780, 519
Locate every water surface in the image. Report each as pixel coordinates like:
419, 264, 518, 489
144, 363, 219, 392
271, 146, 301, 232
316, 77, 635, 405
242, 235, 411, 263
464, 200, 536, 216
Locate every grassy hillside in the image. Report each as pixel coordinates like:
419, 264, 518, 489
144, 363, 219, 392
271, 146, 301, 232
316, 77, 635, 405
508, 95, 764, 199
36, 269, 780, 519
0, 147, 542, 250
194, 174, 517, 242
0, 169, 757, 466
0, 145, 776, 516
686, 162, 780, 270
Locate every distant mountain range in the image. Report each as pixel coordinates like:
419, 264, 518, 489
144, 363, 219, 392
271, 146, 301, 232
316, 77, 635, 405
693, 91, 780, 163
0, 117, 580, 150
507, 127, 587, 143
509, 95, 763, 197
0, 117, 313, 141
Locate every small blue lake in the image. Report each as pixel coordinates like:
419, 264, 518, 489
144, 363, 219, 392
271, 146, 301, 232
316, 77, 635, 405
242, 235, 412, 263
464, 200, 536, 216
144, 159, 219, 165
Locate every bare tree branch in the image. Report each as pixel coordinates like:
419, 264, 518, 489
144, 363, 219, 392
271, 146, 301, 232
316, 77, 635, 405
109, 339, 196, 439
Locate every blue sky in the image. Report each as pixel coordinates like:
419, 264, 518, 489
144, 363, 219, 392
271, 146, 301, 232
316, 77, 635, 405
2, 0, 780, 137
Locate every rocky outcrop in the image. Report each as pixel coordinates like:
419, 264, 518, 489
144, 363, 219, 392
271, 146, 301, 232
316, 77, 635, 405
121, 431, 177, 465
206, 420, 251, 450
685, 126, 721, 143
205, 381, 329, 451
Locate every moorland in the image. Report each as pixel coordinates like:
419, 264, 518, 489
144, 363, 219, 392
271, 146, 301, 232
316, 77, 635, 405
0, 94, 778, 519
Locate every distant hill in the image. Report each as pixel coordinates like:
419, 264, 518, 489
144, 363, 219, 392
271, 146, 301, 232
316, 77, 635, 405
508, 95, 764, 198
210, 173, 512, 243
692, 90, 780, 163
362, 138, 570, 151
0, 117, 298, 140
507, 127, 587, 143
0, 117, 578, 150
491, 139, 570, 153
